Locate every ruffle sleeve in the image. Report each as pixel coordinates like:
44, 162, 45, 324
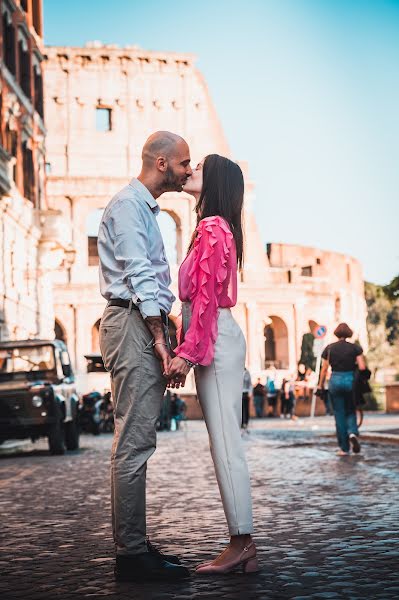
174, 216, 233, 366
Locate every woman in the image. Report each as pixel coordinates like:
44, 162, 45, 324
167, 154, 258, 575
317, 322, 366, 456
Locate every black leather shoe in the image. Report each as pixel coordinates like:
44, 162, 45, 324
146, 537, 181, 565
115, 553, 190, 582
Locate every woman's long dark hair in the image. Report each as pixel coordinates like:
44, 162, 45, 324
188, 154, 244, 268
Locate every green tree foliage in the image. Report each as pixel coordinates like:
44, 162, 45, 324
383, 275, 399, 302
299, 332, 316, 371
365, 277, 399, 378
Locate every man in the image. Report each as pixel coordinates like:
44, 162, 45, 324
266, 374, 278, 417
98, 131, 192, 582
253, 378, 265, 418
170, 392, 187, 431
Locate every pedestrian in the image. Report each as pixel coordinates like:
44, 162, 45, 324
280, 376, 296, 419
168, 154, 259, 574
317, 322, 367, 456
253, 378, 266, 418
170, 392, 186, 430
98, 131, 192, 582
242, 367, 253, 430
266, 376, 278, 417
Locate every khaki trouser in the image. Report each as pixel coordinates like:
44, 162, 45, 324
99, 304, 166, 555
195, 308, 254, 535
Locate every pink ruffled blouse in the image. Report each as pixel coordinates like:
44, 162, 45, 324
174, 216, 237, 366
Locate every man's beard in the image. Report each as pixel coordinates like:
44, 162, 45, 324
163, 166, 183, 192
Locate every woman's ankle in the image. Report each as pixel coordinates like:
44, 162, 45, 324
230, 534, 253, 549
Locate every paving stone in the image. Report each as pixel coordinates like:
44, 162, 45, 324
1, 423, 398, 599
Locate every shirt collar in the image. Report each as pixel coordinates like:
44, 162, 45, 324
129, 178, 160, 215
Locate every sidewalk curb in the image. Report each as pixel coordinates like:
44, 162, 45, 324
359, 433, 399, 445
321, 432, 399, 445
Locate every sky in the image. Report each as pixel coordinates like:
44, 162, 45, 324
43, 0, 399, 284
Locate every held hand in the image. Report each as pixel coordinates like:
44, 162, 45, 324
167, 374, 186, 389
153, 343, 171, 377
168, 356, 191, 380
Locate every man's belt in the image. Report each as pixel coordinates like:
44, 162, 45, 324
108, 298, 137, 310
107, 299, 168, 324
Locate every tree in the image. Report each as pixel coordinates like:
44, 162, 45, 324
383, 274, 399, 302
365, 281, 399, 378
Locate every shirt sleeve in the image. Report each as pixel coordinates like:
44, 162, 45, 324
321, 345, 330, 360
174, 217, 233, 366
354, 344, 363, 356
111, 199, 161, 318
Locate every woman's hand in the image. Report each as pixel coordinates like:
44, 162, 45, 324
168, 356, 191, 380
167, 375, 186, 389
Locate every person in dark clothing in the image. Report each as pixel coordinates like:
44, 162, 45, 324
280, 378, 296, 419
253, 379, 266, 418
241, 368, 252, 430
170, 393, 186, 430
266, 377, 278, 417
317, 322, 367, 456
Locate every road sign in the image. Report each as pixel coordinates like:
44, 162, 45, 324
313, 338, 326, 356
315, 325, 327, 339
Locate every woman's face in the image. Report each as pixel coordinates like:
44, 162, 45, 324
182, 159, 204, 195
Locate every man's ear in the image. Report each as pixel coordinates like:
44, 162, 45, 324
156, 156, 168, 172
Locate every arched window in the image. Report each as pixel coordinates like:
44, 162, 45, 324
54, 319, 67, 343
86, 209, 104, 266
92, 319, 101, 353
264, 316, 289, 369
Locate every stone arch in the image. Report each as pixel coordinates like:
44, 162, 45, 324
158, 209, 182, 265
264, 316, 289, 369
92, 318, 101, 353
86, 208, 105, 266
54, 318, 67, 343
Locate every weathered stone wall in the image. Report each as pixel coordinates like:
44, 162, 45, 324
43, 43, 368, 393
0, 0, 62, 341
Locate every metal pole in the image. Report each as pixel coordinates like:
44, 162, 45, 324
311, 351, 322, 418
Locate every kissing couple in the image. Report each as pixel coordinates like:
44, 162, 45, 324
98, 131, 259, 581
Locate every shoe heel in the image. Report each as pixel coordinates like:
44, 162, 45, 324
243, 556, 259, 574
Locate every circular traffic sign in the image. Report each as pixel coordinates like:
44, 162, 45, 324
315, 325, 327, 339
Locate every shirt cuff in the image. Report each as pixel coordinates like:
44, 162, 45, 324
138, 299, 161, 319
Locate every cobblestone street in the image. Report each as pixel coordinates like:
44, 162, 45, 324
1, 418, 399, 600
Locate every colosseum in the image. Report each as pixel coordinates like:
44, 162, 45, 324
43, 42, 368, 397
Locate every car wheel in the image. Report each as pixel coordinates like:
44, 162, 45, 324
65, 417, 80, 451
48, 415, 65, 455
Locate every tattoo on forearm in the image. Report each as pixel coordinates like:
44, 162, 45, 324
145, 316, 165, 341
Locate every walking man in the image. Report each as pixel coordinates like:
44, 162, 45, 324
253, 378, 266, 418
98, 131, 192, 582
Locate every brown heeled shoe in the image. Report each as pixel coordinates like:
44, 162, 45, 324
195, 543, 259, 575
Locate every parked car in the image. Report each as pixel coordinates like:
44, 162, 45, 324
79, 390, 103, 435
0, 339, 80, 455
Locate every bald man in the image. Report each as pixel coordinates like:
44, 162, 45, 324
98, 132, 192, 582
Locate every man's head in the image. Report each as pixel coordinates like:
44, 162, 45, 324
141, 131, 192, 193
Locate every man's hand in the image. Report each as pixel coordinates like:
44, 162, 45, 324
153, 343, 171, 377
168, 356, 190, 381
144, 315, 171, 377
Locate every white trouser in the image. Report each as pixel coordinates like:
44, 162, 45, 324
195, 308, 254, 535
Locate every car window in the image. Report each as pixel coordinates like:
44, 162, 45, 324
0, 346, 56, 373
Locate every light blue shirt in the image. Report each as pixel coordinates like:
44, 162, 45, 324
98, 178, 175, 318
